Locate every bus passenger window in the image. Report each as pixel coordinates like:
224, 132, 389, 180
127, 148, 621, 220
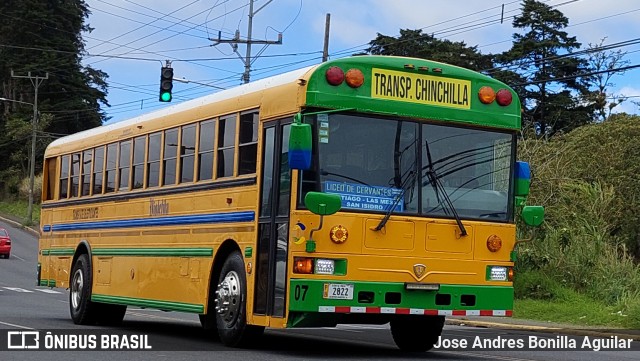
132, 136, 146, 189
180, 124, 196, 183
93, 146, 104, 194
43, 158, 56, 201
147, 132, 161, 187
163, 128, 178, 186
81, 149, 92, 196
118, 141, 131, 191
239, 111, 258, 175
217, 115, 236, 178
59, 155, 70, 199
70, 153, 81, 198
197, 120, 215, 181
105, 143, 117, 193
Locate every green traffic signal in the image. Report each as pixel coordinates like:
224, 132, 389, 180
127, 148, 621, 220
159, 66, 174, 102
160, 92, 172, 102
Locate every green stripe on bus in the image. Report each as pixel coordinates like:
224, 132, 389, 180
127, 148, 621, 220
48, 248, 75, 256
288, 280, 513, 312
92, 294, 204, 313
41, 250, 50, 256
91, 248, 213, 257
39, 279, 56, 287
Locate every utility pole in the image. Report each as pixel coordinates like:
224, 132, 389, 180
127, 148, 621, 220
11, 71, 48, 225
211, 0, 282, 83
323, 14, 331, 62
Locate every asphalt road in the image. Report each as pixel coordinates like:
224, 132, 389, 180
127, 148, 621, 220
0, 218, 638, 361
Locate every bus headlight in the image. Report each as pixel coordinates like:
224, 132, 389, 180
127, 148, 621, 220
315, 259, 335, 275
488, 266, 508, 281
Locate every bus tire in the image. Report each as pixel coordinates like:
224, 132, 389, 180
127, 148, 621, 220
69, 254, 98, 325
215, 251, 264, 347
390, 316, 444, 352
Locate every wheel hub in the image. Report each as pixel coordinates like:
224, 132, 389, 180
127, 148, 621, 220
70, 269, 83, 310
215, 270, 241, 325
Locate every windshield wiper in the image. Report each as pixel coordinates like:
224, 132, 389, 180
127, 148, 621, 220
373, 169, 416, 231
424, 140, 468, 237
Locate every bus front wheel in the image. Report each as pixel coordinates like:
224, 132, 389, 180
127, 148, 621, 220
69, 254, 98, 324
215, 251, 264, 347
390, 316, 445, 352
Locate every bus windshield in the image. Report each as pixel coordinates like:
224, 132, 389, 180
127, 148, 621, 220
302, 113, 514, 221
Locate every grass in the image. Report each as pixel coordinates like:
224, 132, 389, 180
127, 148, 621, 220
0, 199, 40, 225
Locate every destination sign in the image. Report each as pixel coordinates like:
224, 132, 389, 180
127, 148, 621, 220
324, 181, 403, 212
371, 68, 471, 109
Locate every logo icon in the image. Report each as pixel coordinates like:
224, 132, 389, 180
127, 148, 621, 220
7, 331, 39, 349
413, 264, 427, 279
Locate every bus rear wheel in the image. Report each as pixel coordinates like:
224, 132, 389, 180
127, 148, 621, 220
215, 251, 264, 347
390, 316, 445, 352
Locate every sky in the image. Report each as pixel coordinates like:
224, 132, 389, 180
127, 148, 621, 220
80, 0, 640, 124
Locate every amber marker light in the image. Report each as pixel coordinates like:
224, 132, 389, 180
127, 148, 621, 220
345, 69, 364, 88
293, 257, 314, 274
508, 267, 515, 281
325, 66, 345, 86
496, 89, 513, 106
478, 86, 496, 104
329, 225, 348, 244
486, 234, 502, 252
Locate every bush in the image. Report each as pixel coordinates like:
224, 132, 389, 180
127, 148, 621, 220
18, 174, 41, 203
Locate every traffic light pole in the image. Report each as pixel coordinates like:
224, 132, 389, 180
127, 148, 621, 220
11, 71, 48, 225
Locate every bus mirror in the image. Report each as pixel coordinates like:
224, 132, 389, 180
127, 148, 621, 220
514, 161, 531, 197
304, 192, 341, 216
521, 206, 544, 227
288, 114, 312, 170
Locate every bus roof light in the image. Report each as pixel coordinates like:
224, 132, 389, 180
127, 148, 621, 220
345, 69, 364, 88
478, 86, 496, 104
496, 89, 513, 106
325, 66, 344, 86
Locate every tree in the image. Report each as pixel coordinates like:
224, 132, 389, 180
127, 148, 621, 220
496, 0, 588, 136
363, 29, 493, 72
581, 38, 630, 121
0, 0, 108, 195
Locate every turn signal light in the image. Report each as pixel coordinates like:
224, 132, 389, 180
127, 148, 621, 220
293, 257, 314, 274
478, 86, 496, 104
486, 235, 502, 252
345, 69, 364, 88
508, 267, 515, 281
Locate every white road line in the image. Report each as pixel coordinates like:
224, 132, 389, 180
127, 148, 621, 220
10, 254, 26, 261
34, 288, 61, 294
0, 321, 35, 330
3, 287, 33, 293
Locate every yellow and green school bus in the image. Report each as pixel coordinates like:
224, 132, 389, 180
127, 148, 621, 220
37, 55, 543, 352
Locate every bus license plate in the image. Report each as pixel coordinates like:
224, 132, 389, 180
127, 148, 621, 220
323, 283, 354, 300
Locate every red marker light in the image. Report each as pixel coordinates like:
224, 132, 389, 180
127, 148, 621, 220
496, 89, 513, 106
326, 66, 345, 86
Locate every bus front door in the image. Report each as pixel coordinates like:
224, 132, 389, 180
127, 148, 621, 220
255, 121, 291, 318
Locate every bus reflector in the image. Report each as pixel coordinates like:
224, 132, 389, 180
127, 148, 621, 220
478, 86, 496, 104
329, 225, 348, 244
496, 89, 513, 106
294, 257, 314, 274
326, 66, 345, 86
345, 69, 364, 88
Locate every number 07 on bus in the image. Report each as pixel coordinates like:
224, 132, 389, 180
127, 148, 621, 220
37, 55, 544, 352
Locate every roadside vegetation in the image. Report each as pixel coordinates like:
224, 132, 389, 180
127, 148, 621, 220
515, 114, 640, 328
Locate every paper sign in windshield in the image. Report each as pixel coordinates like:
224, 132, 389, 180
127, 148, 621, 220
324, 181, 404, 212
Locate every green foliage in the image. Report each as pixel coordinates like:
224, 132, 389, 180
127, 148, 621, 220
516, 114, 640, 322
363, 29, 493, 71
0, 0, 108, 199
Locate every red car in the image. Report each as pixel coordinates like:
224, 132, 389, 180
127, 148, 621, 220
0, 228, 11, 259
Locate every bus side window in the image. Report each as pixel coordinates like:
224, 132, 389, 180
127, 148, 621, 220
70, 153, 81, 198
59, 155, 70, 199
163, 128, 178, 186
217, 115, 236, 178
43, 158, 56, 201
197, 120, 215, 181
238, 111, 258, 175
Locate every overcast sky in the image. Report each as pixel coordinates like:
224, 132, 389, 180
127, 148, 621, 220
81, 0, 640, 124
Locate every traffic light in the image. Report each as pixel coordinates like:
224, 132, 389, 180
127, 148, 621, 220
159, 66, 173, 102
